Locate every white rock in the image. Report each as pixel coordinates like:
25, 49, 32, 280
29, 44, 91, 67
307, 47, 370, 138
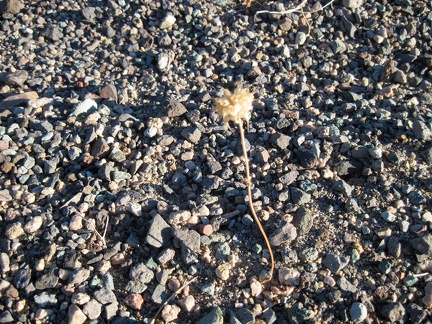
5, 223, 24, 240
250, 278, 262, 297
178, 295, 195, 312
160, 13, 176, 29
161, 304, 181, 322
68, 304, 87, 324
24, 216, 43, 233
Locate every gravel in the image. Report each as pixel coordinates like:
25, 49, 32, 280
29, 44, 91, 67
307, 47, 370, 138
1, 0, 432, 322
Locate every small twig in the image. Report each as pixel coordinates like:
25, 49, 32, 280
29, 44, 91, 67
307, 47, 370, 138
82, 217, 108, 249
255, 0, 335, 15
413, 273, 430, 278
255, 0, 307, 15
238, 121, 274, 284
151, 276, 198, 324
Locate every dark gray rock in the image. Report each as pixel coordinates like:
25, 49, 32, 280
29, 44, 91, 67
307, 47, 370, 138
3, 70, 28, 86
0, 0, 24, 14
412, 120, 431, 140
173, 228, 201, 264
286, 302, 313, 324
215, 242, 230, 261
332, 180, 353, 197
197, 306, 223, 324
181, 127, 201, 143
270, 220, 297, 247
322, 253, 350, 273
13, 268, 31, 289
93, 288, 117, 305
91, 138, 110, 158
351, 146, 369, 159
29, 120, 53, 132
407, 191, 426, 204
207, 157, 222, 174
167, 99, 187, 117
279, 170, 299, 186
411, 234, 432, 256
335, 160, 362, 176
129, 263, 154, 284
292, 207, 313, 236
387, 236, 401, 258
290, 187, 311, 205
379, 302, 406, 322
42, 24, 64, 41
261, 308, 277, 324
0, 310, 14, 324
270, 133, 291, 150
35, 268, 58, 290
422, 145, 432, 164
236, 308, 255, 323
296, 149, 318, 168
146, 214, 172, 248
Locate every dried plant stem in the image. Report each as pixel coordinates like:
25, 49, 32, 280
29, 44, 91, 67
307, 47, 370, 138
238, 121, 274, 283
255, 0, 335, 15
82, 216, 109, 249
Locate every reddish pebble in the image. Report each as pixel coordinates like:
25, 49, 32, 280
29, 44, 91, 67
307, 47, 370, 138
124, 293, 143, 310
198, 224, 213, 236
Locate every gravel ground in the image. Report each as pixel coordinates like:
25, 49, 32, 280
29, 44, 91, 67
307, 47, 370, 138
0, 0, 432, 323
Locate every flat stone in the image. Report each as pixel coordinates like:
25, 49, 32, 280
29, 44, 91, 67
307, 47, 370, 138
0, 310, 14, 324
160, 13, 176, 29
181, 127, 201, 144
3, 70, 28, 86
35, 268, 58, 290
100, 84, 117, 102
270, 133, 291, 150
0, 91, 39, 110
279, 170, 299, 186
322, 253, 350, 273
93, 288, 117, 305
197, 306, 223, 324
68, 304, 87, 324
296, 149, 318, 168
411, 234, 432, 256
292, 207, 313, 236
332, 180, 353, 197
290, 187, 311, 205
412, 120, 431, 140
167, 99, 187, 117
0, 0, 24, 14
69, 268, 91, 285
379, 302, 406, 322
173, 228, 201, 264
146, 214, 172, 248
151, 284, 168, 304
82, 299, 102, 320
129, 263, 154, 284
270, 220, 297, 247
124, 293, 143, 310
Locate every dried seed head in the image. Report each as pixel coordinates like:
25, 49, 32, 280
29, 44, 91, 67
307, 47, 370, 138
214, 86, 254, 125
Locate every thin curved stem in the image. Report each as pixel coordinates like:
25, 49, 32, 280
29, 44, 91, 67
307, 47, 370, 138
238, 121, 274, 284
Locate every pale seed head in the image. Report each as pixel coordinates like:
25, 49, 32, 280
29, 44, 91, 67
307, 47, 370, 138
214, 86, 254, 125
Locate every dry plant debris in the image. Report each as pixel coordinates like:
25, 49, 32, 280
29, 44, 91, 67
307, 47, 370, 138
214, 85, 275, 284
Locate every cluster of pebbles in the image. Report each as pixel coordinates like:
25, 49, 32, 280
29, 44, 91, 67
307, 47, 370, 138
0, 0, 432, 322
